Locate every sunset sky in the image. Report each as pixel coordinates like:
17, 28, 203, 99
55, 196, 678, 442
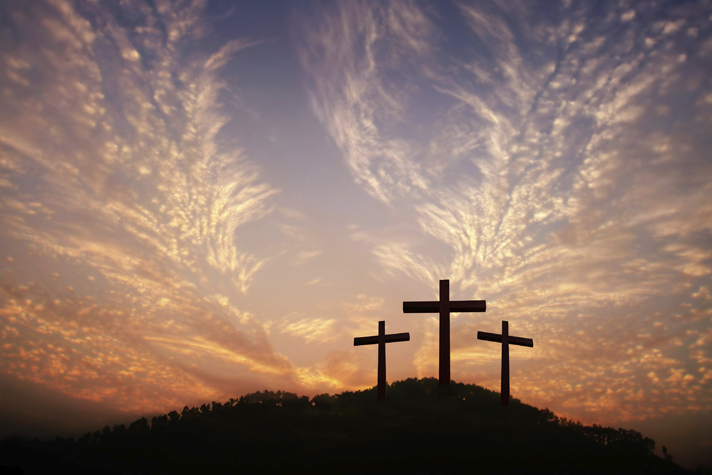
1, 0, 711, 468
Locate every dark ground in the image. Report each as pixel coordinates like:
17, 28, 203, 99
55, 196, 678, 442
0, 378, 697, 474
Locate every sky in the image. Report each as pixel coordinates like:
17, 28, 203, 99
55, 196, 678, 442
0, 0, 711, 468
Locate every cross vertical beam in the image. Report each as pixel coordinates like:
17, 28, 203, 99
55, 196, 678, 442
378, 321, 386, 401
354, 321, 410, 400
477, 320, 533, 406
403, 279, 486, 386
440, 279, 450, 387
501, 320, 509, 406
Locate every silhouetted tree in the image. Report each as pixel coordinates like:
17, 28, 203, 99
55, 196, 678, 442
166, 411, 180, 425
151, 414, 168, 431
663, 445, 674, 462
181, 405, 199, 420
311, 393, 336, 410
127, 417, 149, 435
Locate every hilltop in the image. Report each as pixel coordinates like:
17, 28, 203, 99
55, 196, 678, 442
0, 378, 690, 474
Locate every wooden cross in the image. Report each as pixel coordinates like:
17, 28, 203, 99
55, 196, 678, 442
403, 279, 486, 386
478, 320, 533, 406
354, 321, 410, 400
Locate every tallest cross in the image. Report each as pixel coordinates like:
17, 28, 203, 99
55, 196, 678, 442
403, 279, 486, 386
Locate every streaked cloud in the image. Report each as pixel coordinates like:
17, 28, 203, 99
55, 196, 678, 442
276, 314, 337, 343
0, 0, 288, 413
298, 0, 712, 426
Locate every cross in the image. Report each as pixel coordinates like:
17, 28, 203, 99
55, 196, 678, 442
403, 279, 486, 386
354, 321, 410, 401
478, 320, 533, 406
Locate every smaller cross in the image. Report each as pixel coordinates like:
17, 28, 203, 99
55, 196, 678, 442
477, 321, 533, 406
354, 321, 410, 401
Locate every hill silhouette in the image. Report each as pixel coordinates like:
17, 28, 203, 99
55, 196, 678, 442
0, 378, 691, 474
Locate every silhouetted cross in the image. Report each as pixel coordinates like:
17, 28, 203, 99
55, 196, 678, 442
354, 321, 410, 401
478, 320, 533, 406
403, 279, 486, 386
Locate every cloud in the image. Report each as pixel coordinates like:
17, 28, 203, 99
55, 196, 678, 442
297, 0, 438, 204
293, 250, 322, 266
276, 314, 338, 343
298, 0, 712, 423
692, 287, 711, 301
295, 350, 368, 390
0, 0, 293, 413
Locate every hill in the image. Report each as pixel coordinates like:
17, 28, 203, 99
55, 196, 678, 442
0, 378, 691, 474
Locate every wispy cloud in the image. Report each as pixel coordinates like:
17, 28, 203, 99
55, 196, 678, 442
0, 0, 288, 412
297, 0, 438, 204
298, 0, 712, 423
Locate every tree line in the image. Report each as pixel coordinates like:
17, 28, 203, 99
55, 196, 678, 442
0, 378, 690, 474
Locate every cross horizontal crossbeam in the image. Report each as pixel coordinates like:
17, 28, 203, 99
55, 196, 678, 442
477, 331, 533, 347
403, 300, 486, 313
354, 333, 410, 346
